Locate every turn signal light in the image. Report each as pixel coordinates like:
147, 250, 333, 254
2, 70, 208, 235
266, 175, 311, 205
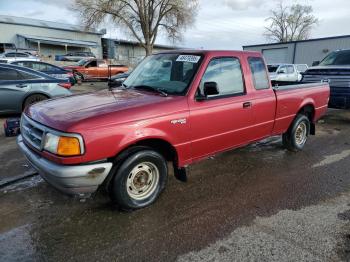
57, 136, 81, 156
58, 82, 72, 89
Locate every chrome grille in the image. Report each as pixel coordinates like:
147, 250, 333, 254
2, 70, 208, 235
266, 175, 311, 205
21, 115, 45, 150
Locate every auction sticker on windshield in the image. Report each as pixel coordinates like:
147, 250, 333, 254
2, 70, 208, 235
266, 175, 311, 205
176, 55, 201, 63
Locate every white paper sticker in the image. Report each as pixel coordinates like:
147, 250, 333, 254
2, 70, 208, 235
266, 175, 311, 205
176, 55, 201, 63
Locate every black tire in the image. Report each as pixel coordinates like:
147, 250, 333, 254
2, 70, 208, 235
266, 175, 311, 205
110, 150, 168, 210
23, 94, 48, 110
282, 114, 310, 152
74, 72, 84, 83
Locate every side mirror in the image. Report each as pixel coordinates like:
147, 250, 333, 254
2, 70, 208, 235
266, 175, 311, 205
196, 82, 219, 101
312, 61, 320, 66
203, 82, 219, 96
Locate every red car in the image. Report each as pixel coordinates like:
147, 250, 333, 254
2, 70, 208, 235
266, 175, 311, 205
18, 50, 329, 210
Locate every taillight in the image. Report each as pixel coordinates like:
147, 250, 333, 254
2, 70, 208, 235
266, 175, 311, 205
58, 82, 72, 89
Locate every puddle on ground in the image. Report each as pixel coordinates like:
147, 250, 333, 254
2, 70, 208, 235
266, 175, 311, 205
1, 175, 43, 194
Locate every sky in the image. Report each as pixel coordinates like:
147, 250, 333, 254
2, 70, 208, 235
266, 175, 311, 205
0, 0, 350, 49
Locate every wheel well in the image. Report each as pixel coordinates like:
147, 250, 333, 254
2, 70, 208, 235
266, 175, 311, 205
22, 93, 49, 111
298, 104, 315, 122
297, 104, 315, 135
103, 139, 178, 192
134, 139, 178, 164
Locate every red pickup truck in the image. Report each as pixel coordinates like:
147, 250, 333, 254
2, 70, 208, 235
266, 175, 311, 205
17, 50, 329, 210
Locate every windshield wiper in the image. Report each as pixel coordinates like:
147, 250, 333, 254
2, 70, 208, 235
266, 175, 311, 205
130, 85, 168, 97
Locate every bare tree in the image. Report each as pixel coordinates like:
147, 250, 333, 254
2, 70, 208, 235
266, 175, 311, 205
75, 0, 198, 55
264, 1, 318, 42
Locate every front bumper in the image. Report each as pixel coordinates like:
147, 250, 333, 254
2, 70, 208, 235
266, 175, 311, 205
17, 135, 113, 196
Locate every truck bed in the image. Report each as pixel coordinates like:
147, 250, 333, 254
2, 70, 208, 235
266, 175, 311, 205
272, 82, 330, 135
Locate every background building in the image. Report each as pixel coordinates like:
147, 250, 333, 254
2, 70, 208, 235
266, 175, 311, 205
102, 38, 178, 66
0, 15, 105, 58
243, 35, 350, 66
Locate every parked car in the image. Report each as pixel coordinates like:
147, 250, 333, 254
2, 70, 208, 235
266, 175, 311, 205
10, 60, 76, 85
56, 51, 95, 62
0, 63, 72, 114
302, 49, 350, 109
17, 50, 329, 210
108, 71, 131, 88
64, 59, 128, 80
0, 51, 40, 63
268, 64, 307, 82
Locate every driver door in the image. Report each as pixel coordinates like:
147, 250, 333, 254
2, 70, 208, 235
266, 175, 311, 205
189, 56, 254, 161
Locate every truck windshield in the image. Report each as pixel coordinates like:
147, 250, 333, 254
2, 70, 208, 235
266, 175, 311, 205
319, 50, 350, 66
77, 59, 88, 66
124, 53, 203, 95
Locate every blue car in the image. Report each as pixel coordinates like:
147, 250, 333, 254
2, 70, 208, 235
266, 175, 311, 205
0, 63, 72, 114
9, 60, 76, 85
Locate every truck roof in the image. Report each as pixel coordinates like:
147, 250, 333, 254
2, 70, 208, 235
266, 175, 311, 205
155, 49, 262, 56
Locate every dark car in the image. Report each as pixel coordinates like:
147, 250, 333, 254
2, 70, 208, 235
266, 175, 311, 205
108, 71, 130, 87
0, 64, 72, 114
10, 60, 76, 85
302, 49, 350, 109
56, 51, 96, 62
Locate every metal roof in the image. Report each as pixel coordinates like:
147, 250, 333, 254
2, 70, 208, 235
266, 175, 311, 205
109, 38, 182, 49
243, 35, 350, 48
0, 15, 104, 35
18, 34, 98, 47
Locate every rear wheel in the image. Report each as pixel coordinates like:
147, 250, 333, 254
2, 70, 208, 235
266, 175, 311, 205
23, 94, 48, 110
282, 114, 310, 152
110, 150, 168, 210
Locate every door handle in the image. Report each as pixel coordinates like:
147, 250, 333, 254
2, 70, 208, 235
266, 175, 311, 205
243, 102, 252, 108
16, 83, 27, 88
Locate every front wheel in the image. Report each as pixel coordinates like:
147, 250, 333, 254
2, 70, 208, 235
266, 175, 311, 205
282, 114, 310, 152
110, 150, 168, 210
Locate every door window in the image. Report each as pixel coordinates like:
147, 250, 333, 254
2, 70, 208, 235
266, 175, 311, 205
18, 71, 40, 80
0, 68, 40, 80
278, 66, 287, 74
5, 53, 17, 57
287, 65, 294, 74
248, 57, 269, 90
199, 57, 245, 97
86, 60, 97, 67
16, 53, 29, 57
31, 62, 48, 71
0, 68, 20, 80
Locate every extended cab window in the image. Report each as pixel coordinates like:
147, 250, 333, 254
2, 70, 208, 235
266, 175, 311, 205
287, 65, 294, 74
199, 57, 244, 97
248, 57, 270, 90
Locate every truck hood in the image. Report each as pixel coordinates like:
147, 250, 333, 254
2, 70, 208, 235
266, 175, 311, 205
63, 65, 82, 70
26, 88, 180, 132
305, 66, 350, 75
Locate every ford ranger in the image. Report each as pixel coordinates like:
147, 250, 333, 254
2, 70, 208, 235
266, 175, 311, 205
17, 50, 330, 210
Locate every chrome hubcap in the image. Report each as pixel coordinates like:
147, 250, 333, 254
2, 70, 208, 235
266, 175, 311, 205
295, 122, 307, 145
126, 162, 159, 200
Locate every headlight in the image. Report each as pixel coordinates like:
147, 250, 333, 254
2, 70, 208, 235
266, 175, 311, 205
44, 132, 83, 156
